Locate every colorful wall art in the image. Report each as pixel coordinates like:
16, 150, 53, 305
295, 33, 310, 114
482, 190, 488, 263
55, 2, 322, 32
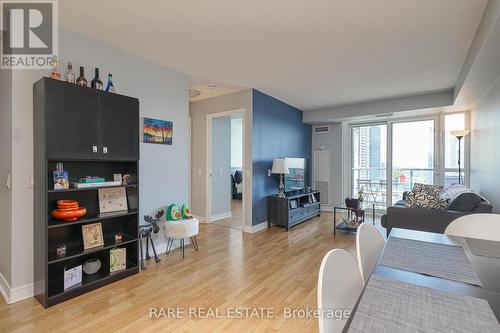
143, 117, 173, 145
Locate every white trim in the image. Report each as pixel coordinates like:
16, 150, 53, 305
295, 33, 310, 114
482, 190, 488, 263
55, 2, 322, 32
193, 215, 207, 223
0, 272, 34, 304
0, 272, 10, 304
210, 211, 232, 221
206, 109, 246, 231
10, 283, 33, 303
243, 221, 268, 233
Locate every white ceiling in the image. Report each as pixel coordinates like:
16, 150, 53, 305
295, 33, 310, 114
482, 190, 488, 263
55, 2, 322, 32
59, 0, 487, 110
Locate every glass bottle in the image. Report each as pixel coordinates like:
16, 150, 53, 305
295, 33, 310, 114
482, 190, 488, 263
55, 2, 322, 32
91, 68, 104, 90
105, 74, 115, 93
76, 66, 87, 87
65, 62, 75, 83
50, 56, 61, 80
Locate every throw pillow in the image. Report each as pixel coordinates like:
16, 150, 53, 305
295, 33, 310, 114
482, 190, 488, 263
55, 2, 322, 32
404, 191, 449, 210
166, 204, 182, 221
412, 183, 444, 196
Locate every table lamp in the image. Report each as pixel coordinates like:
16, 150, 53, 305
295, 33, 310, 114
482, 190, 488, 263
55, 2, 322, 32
271, 158, 289, 198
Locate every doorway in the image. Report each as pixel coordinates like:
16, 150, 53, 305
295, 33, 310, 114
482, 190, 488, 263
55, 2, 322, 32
206, 110, 245, 230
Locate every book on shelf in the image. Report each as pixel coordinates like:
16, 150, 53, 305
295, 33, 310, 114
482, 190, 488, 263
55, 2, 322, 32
71, 181, 122, 188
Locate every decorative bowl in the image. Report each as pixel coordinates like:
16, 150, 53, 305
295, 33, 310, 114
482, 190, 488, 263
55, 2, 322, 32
83, 258, 101, 275
51, 207, 86, 221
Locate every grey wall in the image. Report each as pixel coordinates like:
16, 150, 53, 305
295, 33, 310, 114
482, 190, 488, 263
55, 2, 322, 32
0, 67, 12, 291
7, 29, 189, 297
211, 117, 232, 216
189, 89, 253, 229
311, 123, 344, 208
470, 77, 500, 213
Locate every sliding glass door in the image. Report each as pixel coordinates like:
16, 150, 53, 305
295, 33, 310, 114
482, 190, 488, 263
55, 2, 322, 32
391, 120, 435, 205
351, 118, 438, 209
351, 124, 387, 210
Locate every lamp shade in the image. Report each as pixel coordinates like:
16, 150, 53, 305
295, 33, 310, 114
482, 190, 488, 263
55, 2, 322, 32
450, 129, 470, 138
271, 158, 289, 174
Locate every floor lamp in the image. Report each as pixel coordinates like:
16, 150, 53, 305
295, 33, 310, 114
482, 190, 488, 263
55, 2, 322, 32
450, 130, 470, 185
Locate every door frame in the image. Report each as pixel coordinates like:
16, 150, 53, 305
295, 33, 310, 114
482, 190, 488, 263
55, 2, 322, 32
206, 109, 246, 229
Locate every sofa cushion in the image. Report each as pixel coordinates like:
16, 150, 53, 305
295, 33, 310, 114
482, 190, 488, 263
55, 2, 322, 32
404, 191, 449, 210
447, 192, 481, 212
412, 183, 444, 196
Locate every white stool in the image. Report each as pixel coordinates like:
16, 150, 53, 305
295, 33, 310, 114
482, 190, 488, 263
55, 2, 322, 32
163, 218, 199, 258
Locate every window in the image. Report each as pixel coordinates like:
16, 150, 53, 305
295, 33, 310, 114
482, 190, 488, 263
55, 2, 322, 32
347, 112, 469, 210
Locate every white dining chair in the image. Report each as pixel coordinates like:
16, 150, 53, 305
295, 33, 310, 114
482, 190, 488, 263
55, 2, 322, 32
317, 249, 363, 333
445, 214, 500, 241
356, 223, 386, 284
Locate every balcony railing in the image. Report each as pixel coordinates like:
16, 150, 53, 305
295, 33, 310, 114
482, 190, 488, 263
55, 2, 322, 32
352, 167, 434, 210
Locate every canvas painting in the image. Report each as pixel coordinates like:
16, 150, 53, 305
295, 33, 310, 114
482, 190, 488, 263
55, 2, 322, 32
143, 117, 173, 145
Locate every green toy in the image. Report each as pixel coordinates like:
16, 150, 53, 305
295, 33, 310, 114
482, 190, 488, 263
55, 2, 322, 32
181, 203, 192, 219
166, 204, 182, 221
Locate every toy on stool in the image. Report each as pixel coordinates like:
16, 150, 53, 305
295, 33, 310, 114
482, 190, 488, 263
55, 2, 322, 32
167, 204, 182, 221
181, 203, 193, 219
139, 210, 164, 270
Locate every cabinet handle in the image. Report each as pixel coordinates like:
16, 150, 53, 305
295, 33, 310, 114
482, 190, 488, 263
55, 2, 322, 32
92, 145, 98, 153
103, 146, 108, 154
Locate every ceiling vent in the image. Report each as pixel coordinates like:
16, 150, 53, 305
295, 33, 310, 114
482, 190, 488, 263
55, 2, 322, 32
313, 125, 330, 134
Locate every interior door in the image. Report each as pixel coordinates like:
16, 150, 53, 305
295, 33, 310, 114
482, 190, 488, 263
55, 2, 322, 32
99, 93, 139, 160
45, 79, 99, 159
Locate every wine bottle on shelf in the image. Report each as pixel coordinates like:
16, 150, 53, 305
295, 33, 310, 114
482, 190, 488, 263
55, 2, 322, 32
76, 66, 88, 87
65, 62, 75, 83
50, 56, 61, 80
105, 74, 115, 93
91, 68, 104, 90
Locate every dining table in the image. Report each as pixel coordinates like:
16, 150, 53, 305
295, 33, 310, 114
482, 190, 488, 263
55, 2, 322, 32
343, 228, 500, 332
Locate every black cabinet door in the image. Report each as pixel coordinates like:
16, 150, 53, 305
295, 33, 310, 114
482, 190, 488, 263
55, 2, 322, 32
99, 93, 139, 160
45, 79, 99, 159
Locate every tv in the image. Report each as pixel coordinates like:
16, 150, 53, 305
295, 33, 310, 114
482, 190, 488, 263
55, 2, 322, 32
284, 158, 308, 193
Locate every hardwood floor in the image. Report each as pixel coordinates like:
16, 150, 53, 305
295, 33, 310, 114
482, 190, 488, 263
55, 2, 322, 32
0, 212, 358, 333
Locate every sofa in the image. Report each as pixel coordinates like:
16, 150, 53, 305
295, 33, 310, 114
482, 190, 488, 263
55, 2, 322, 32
381, 185, 492, 236
231, 170, 243, 200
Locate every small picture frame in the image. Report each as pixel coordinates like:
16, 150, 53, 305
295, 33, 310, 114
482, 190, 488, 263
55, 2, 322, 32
110, 247, 127, 273
290, 200, 298, 210
82, 223, 104, 250
64, 265, 82, 290
311, 195, 317, 203
53, 170, 69, 190
98, 187, 128, 213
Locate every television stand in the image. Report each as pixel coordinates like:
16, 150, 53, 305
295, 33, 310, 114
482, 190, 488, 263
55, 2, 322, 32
267, 190, 320, 231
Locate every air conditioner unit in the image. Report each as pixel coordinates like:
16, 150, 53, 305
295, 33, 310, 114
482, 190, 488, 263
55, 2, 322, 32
313, 125, 330, 134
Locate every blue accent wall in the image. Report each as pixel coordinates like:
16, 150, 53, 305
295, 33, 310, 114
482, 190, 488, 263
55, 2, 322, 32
252, 89, 312, 225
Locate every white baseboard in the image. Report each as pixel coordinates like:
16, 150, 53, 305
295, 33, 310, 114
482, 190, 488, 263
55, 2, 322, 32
243, 221, 268, 233
209, 211, 232, 221
193, 215, 207, 223
0, 272, 34, 304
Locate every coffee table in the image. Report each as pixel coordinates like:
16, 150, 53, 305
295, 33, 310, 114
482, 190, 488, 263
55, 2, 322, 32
334, 202, 375, 234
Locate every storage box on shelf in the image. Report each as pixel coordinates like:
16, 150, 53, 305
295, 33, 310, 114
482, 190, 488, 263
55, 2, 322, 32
34, 78, 140, 308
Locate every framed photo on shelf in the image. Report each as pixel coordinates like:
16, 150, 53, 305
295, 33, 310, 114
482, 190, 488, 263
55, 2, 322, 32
98, 187, 128, 213
110, 247, 127, 273
82, 223, 104, 250
64, 265, 82, 290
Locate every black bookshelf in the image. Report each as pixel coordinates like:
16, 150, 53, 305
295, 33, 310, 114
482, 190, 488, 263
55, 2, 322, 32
33, 78, 140, 308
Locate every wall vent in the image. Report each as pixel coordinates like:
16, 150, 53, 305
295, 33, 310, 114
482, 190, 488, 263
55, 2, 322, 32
313, 125, 330, 134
